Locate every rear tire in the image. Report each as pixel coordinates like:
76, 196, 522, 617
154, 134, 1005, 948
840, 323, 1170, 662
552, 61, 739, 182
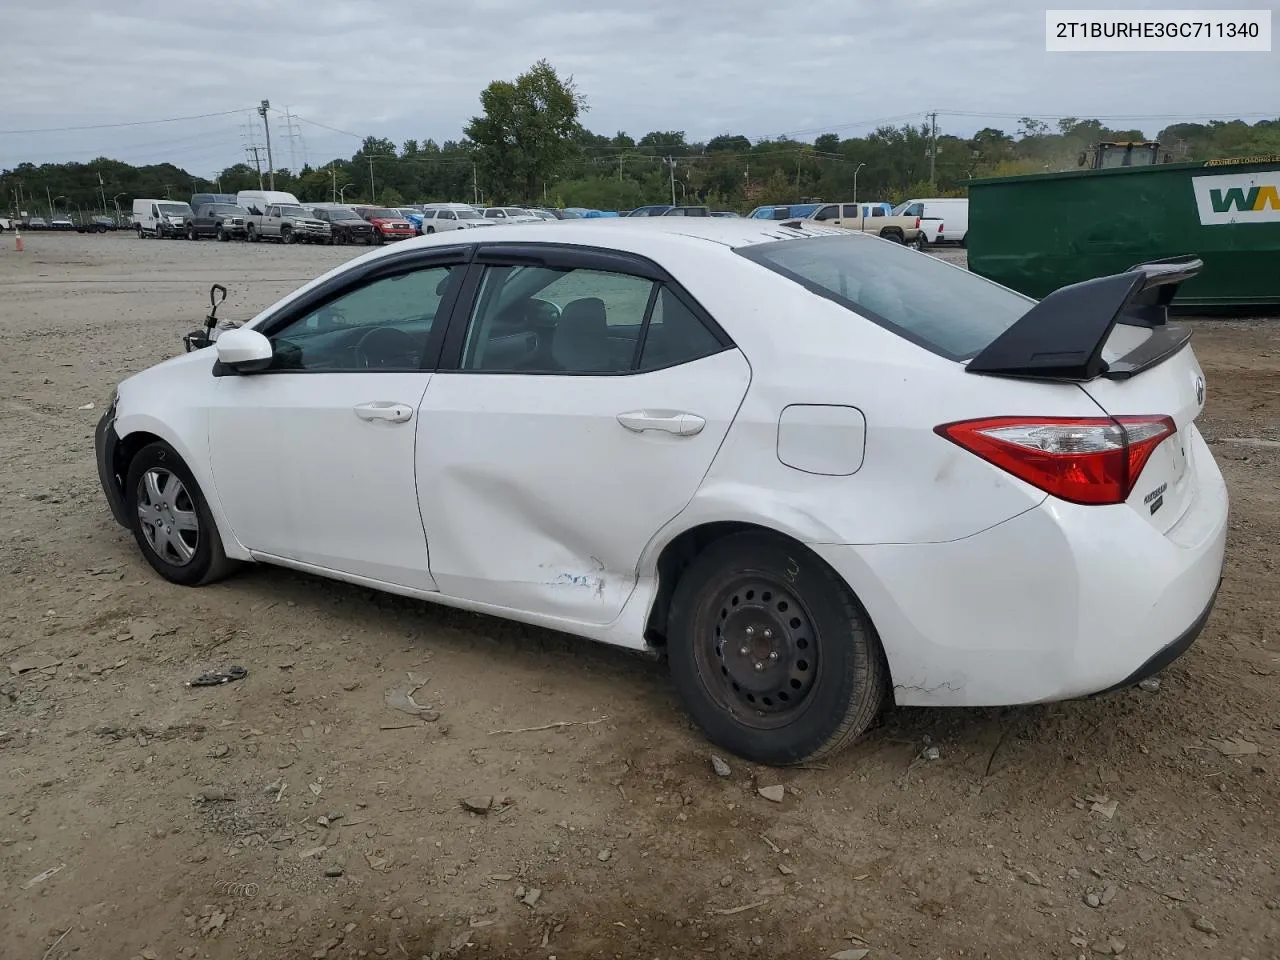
881, 229, 904, 244
124, 441, 236, 587
666, 532, 888, 766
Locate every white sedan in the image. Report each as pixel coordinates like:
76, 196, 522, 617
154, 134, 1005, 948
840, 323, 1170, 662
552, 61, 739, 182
94, 219, 1227, 765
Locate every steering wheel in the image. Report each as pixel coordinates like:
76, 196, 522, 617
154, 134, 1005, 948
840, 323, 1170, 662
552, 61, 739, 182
353, 326, 421, 369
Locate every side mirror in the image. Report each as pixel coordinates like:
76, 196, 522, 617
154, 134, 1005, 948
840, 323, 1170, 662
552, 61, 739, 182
213, 327, 272, 374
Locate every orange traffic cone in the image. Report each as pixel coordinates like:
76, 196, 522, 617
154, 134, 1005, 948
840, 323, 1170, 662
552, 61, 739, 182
14, 227, 23, 252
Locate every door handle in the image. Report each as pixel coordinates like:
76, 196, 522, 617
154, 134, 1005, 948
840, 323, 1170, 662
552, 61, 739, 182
616, 410, 706, 436
353, 401, 413, 423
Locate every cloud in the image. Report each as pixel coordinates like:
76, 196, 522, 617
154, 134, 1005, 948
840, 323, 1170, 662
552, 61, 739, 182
0, 0, 1274, 174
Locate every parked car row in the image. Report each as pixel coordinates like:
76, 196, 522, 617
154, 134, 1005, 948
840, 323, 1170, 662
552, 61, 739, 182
127, 192, 596, 246
743, 197, 970, 247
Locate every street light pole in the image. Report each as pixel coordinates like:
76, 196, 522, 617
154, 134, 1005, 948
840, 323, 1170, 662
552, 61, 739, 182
339, 184, 354, 203
852, 163, 866, 206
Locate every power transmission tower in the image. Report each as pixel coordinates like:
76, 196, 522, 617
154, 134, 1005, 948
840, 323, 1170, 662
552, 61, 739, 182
281, 107, 306, 173
927, 111, 938, 186
247, 147, 265, 190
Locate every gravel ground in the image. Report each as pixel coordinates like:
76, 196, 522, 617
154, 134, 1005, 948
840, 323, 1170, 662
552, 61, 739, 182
2, 232, 1278, 960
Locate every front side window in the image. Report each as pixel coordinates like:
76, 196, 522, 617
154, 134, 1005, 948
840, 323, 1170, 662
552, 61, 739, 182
265, 264, 460, 372
440, 210, 456, 220
814, 205, 839, 221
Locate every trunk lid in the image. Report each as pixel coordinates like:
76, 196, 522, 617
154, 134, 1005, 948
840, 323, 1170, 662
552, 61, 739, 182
965, 255, 1208, 532
1080, 324, 1206, 532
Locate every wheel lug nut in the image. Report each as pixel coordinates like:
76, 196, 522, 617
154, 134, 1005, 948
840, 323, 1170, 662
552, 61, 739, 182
763, 629, 773, 640
754, 662, 764, 672
745, 626, 755, 637
739, 646, 749, 656
769, 651, 779, 661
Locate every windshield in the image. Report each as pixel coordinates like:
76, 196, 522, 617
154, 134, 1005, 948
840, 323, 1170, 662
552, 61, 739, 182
891, 202, 910, 215
158, 203, 192, 216
210, 204, 245, 215
277, 205, 309, 218
503, 207, 530, 216
737, 234, 1034, 361
398, 208, 420, 217
329, 209, 361, 220
365, 208, 401, 219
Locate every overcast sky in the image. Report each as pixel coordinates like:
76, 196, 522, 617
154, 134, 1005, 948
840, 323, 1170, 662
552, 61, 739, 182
1, 0, 1275, 176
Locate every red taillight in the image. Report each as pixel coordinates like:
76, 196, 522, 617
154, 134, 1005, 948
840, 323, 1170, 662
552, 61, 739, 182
935, 416, 1176, 505
914, 216, 921, 229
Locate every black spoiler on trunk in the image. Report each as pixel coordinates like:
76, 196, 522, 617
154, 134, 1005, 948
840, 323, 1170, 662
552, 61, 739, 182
966, 255, 1203, 381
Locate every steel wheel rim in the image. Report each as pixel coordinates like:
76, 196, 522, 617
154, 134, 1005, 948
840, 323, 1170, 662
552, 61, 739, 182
136, 468, 199, 567
694, 574, 821, 730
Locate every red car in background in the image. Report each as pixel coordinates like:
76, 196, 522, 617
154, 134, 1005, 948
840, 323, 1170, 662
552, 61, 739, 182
354, 206, 416, 243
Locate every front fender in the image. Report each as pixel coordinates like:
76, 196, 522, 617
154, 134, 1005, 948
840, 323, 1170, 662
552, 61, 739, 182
113, 371, 250, 560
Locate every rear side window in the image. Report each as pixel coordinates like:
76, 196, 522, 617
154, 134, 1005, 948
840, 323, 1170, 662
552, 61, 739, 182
737, 235, 1034, 361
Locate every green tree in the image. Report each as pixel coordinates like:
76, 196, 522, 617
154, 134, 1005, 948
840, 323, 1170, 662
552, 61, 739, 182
465, 59, 586, 203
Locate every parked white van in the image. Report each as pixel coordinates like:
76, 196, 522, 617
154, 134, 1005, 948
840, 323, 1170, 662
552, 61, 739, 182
235, 190, 302, 215
894, 197, 969, 246
133, 198, 194, 239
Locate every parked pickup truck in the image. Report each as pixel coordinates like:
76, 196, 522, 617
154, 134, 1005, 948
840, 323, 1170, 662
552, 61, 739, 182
185, 203, 250, 241
790, 202, 921, 244
245, 203, 331, 244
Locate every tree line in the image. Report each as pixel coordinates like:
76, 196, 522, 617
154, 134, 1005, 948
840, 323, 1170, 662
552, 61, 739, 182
4, 59, 1278, 218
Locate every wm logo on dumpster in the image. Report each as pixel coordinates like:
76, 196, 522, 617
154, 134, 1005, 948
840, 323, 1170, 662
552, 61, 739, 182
1193, 171, 1280, 226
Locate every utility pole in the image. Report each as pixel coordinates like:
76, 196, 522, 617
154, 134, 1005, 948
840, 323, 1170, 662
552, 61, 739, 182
472, 162, 479, 205
928, 111, 938, 187
258, 99, 275, 190
368, 156, 375, 203
666, 157, 676, 206
247, 146, 265, 190
331, 163, 337, 203
46, 185, 53, 219
795, 152, 802, 196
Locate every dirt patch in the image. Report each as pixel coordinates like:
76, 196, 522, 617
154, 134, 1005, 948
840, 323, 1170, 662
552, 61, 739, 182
2, 233, 1278, 959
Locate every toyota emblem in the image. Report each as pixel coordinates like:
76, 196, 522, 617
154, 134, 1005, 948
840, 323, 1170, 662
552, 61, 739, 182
1195, 375, 1205, 406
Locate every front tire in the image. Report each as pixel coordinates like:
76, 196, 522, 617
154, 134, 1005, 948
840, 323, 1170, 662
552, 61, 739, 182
187, 224, 197, 241
280, 225, 294, 244
425, 225, 435, 234
666, 532, 888, 766
246, 224, 258, 242
136, 224, 145, 239
125, 441, 235, 587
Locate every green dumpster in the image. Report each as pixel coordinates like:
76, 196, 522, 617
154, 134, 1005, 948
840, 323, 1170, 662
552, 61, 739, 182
966, 157, 1280, 310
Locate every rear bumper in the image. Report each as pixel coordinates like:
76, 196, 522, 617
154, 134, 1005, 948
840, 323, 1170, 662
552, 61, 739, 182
95, 409, 130, 528
812, 428, 1229, 707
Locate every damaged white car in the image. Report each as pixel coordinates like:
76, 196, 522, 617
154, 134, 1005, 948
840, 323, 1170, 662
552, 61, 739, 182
95, 219, 1227, 765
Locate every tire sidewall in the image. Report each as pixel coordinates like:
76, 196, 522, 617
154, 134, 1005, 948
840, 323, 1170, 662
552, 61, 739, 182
124, 441, 222, 586
667, 535, 874, 765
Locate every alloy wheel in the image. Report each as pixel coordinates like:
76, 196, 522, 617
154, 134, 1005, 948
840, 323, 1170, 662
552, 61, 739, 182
136, 468, 199, 566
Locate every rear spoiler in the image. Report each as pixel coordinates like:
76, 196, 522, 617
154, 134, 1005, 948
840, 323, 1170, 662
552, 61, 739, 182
966, 255, 1202, 381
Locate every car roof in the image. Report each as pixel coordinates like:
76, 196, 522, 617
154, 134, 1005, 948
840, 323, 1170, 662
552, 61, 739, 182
351, 216, 852, 259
